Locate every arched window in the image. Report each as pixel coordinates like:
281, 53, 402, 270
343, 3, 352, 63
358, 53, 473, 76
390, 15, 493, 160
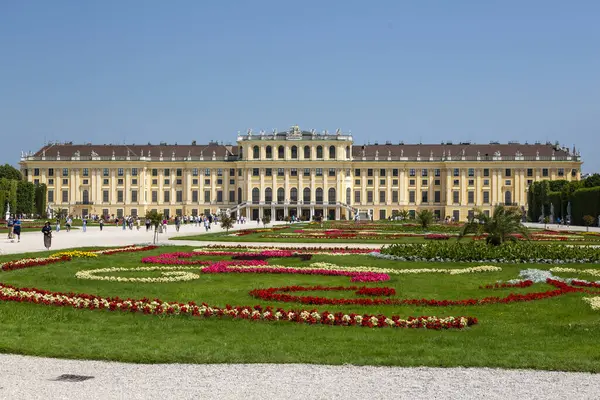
505, 191, 512, 205
265, 187, 273, 202
252, 188, 260, 204
346, 188, 351, 204
329, 145, 336, 159
316, 146, 323, 159
238, 187, 242, 204
291, 146, 298, 159
266, 146, 272, 159
82, 190, 89, 204
303, 188, 311, 202
253, 146, 259, 159
239, 147, 243, 160
277, 188, 285, 203
278, 145, 285, 159
290, 187, 298, 202
345, 146, 350, 159
304, 146, 311, 159
316, 188, 323, 204
328, 188, 336, 203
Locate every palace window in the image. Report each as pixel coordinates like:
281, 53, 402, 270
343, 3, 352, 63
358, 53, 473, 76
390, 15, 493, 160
177, 168, 183, 177
253, 146, 260, 159
304, 146, 311, 159
380, 169, 386, 177
48, 190, 54, 203
266, 146, 272, 159
483, 191, 490, 204
468, 168, 475, 177
316, 168, 323, 177
483, 168, 489, 177
329, 146, 336, 159
505, 168, 511, 177
434, 191, 441, 203
192, 191, 198, 202
354, 191, 361, 203
453, 191, 460, 204
329, 168, 336, 177
355, 169, 361, 177
291, 168, 298, 177
393, 168, 399, 177
151, 169, 158, 177
366, 191, 373, 203
453, 168, 460, 177
265, 168, 272, 177
163, 191, 170, 202
278, 146, 285, 159
192, 168, 198, 176
163, 169, 170, 176
392, 191, 398, 203
409, 191, 415, 203
409, 169, 416, 177
103, 190, 110, 203
468, 179, 474, 186
117, 190, 124, 203
132, 168, 138, 176
468, 191, 474, 204
48, 168, 54, 176
380, 179, 386, 185
316, 146, 323, 159
82, 168, 88, 177
291, 146, 298, 159
62, 190, 69, 202
527, 168, 533, 177
253, 168, 259, 177
62, 168, 69, 177
379, 191, 386, 203
355, 179, 360, 185
421, 191, 428, 203
434, 169, 441, 177
278, 168, 284, 177
542, 168, 549, 177
204, 168, 210, 176
304, 168, 310, 175
421, 169, 428, 177
558, 168, 564, 177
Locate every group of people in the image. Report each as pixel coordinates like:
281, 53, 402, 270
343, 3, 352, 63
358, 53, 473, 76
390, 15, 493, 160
5, 215, 22, 242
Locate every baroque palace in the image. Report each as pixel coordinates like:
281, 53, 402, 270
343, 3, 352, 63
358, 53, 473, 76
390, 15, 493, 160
20, 126, 582, 221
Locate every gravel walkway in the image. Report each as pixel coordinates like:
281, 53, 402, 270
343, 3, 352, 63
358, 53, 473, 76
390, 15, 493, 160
1, 354, 599, 400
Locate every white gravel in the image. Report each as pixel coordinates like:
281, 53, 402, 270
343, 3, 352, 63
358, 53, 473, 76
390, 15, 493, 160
0, 354, 599, 400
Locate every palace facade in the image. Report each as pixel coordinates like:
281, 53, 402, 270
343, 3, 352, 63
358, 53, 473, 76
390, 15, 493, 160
20, 126, 582, 221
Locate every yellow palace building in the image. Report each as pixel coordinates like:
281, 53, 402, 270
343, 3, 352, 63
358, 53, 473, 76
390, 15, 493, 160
20, 125, 582, 221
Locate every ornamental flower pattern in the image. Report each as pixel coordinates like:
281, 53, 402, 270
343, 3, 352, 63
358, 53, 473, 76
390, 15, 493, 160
0, 283, 477, 330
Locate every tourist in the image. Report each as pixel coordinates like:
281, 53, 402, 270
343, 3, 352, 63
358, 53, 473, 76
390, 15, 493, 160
55, 217, 60, 232
122, 217, 126, 230
175, 216, 180, 232
99, 218, 104, 231
204, 218, 209, 231
7, 215, 14, 240
12, 216, 21, 242
145, 218, 151, 231
42, 221, 52, 250
162, 218, 168, 233
136, 217, 140, 231
82, 218, 87, 232
65, 216, 72, 232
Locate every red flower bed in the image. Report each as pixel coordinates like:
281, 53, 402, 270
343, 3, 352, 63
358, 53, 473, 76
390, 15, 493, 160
480, 281, 534, 289
1, 255, 71, 272
355, 287, 396, 296
425, 234, 451, 240
249, 279, 600, 306
570, 280, 600, 289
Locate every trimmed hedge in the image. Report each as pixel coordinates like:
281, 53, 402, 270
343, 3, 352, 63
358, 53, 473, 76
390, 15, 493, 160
380, 241, 600, 263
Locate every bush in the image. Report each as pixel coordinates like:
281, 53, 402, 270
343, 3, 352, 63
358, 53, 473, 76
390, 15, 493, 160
380, 241, 600, 263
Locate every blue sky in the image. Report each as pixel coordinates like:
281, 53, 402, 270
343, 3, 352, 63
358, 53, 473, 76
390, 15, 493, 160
1, 1, 599, 171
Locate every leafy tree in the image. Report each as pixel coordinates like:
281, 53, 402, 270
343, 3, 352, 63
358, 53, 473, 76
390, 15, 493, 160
145, 209, 164, 244
0, 164, 22, 181
583, 215, 596, 232
261, 215, 271, 227
219, 214, 234, 233
459, 205, 529, 246
584, 173, 600, 188
416, 209, 434, 229
16, 180, 35, 215
34, 183, 47, 217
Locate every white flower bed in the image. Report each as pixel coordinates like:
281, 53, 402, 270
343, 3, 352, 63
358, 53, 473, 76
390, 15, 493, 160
550, 267, 600, 278
76, 266, 200, 283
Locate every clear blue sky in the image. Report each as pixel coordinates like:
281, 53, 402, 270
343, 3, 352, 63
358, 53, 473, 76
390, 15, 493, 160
1, 1, 599, 171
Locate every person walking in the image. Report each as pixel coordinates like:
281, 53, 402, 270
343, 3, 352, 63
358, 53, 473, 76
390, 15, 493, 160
145, 218, 151, 232
55, 217, 60, 233
12, 216, 21, 242
175, 216, 181, 232
65, 216, 72, 232
42, 221, 52, 250
7, 215, 14, 240
99, 218, 104, 231
122, 217, 126, 231
136, 217, 140, 231
82, 218, 87, 233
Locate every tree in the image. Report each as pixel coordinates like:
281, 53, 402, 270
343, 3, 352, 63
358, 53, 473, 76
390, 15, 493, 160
584, 174, 600, 188
16, 180, 35, 216
0, 164, 22, 181
145, 209, 164, 244
416, 209, 434, 229
583, 215, 596, 232
262, 215, 271, 227
34, 183, 47, 217
458, 205, 530, 246
399, 209, 410, 220
219, 214, 234, 233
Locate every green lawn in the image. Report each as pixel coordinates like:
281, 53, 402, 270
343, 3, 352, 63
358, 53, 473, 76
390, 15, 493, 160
0, 246, 599, 370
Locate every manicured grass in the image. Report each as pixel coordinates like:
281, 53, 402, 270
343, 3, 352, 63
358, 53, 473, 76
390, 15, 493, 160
1, 246, 600, 370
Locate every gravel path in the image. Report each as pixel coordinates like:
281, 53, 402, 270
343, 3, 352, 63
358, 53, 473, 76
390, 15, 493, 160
1, 354, 599, 400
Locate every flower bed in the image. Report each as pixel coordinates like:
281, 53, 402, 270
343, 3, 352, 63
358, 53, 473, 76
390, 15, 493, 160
0, 245, 158, 272
249, 279, 600, 307
583, 297, 600, 310
379, 242, 600, 263
480, 281, 534, 289
355, 287, 396, 296
0, 283, 476, 330
198, 245, 379, 255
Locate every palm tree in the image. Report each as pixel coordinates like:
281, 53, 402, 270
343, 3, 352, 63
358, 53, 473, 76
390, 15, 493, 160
398, 209, 410, 221
416, 209, 434, 229
458, 205, 529, 246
